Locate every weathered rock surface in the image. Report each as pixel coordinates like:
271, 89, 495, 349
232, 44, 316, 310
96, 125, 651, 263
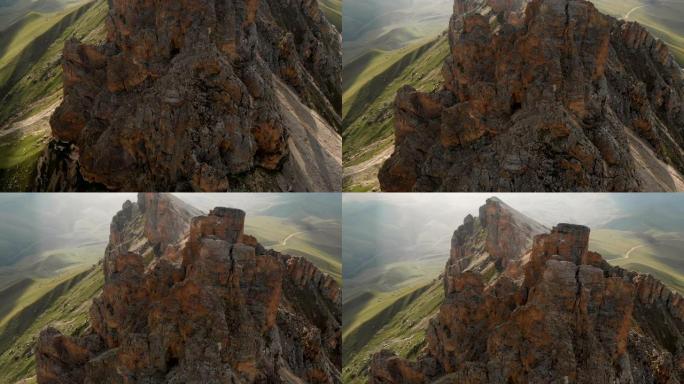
380, 0, 684, 192
36, 0, 341, 192
446, 197, 547, 285
370, 198, 684, 384
36, 193, 341, 383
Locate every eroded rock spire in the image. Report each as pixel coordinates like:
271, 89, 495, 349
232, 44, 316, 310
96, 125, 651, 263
36, 194, 341, 383
380, 0, 684, 192
370, 198, 684, 383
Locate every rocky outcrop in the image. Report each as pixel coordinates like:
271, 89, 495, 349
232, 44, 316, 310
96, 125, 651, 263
370, 199, 684, 384
36, 0, 341, 192
36, 193, 341, 383
380, 0, 684, 192
446, 197, 547, 285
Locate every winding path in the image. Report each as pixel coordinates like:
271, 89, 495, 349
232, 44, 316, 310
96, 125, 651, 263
281, 231, 306, 246
624, 244, 645, 259
624, 5, 646, 20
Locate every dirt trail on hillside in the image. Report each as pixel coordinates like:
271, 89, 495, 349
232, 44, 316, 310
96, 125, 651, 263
343, 142, 393, 191
625, 5, 646, 19
0, 99, 60, 139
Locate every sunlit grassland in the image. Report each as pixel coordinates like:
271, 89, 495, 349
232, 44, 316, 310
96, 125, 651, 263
319, 0, 342, 30
591, 228, 684, 294
247, 215, 342, 282
0, 0, 108, 191
342, 280, 443, 384
0, 265, 103, 384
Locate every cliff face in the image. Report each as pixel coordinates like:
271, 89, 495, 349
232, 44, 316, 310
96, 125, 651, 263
447, 197, 547, 282
36, 193, 341, 383
36, 0, 341, 192
370, 199, 684, 384
380, 0, 684, 192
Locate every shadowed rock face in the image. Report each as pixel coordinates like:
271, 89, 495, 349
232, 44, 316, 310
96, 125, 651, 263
369, 199, 684, 384
36, 0, 341, 192
380, 0, 684, 192
36, 193, 341, 383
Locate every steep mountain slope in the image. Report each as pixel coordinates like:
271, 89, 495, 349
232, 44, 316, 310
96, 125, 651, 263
343, 280, 443, 384
32, 0, 341, 192
343, 36, 449, 191
0, 265, 103, 384
0, 194, 342, 384
320, 0, 342, 31
341, 0, 452, 191
35, 193, 341, 383
0, 0, 108, 191
0, 194, 131, 309
0, 0, 89, 27
342, 0, 452, 64
591, 0, 684, 65
380, 0, 684, 192
368, 199, 684, 383
0, 193, 199, 384
342, 198, 548, 384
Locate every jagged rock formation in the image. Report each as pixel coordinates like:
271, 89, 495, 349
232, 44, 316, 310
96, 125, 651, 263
369, 198, 684, 383
380, 0, 684, 192
36, 0, 341, 192
36, 194, 341, 383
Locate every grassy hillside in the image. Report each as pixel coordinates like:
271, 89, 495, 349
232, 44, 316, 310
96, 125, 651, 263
0, 0, 108, 191
0, 0, 90, 28
0, 264, 103, 384
343, 35, 449, 191
319, 0, 342, 31
343, 280, 443, 384
342, 197, 448, 384
591, 228, 684, 294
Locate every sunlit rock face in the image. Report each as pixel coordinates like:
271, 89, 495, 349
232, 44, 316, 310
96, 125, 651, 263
380, 0, 684, 192
36, 0, 341, 192
369, 198, 684, 384
36, 193, 341, 383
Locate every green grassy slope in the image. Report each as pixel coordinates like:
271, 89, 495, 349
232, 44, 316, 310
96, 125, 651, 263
0, 0, 90, 28
343, 281, 443, 384
319, 0, 342, 31
0, 0, 108, 191
343, 35, 449, 191
0, 265, 103, 384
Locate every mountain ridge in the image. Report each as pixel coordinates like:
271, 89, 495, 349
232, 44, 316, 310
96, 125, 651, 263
380, 0, 684, 192
36, 193, 342, 383
369, 198, 684, 383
